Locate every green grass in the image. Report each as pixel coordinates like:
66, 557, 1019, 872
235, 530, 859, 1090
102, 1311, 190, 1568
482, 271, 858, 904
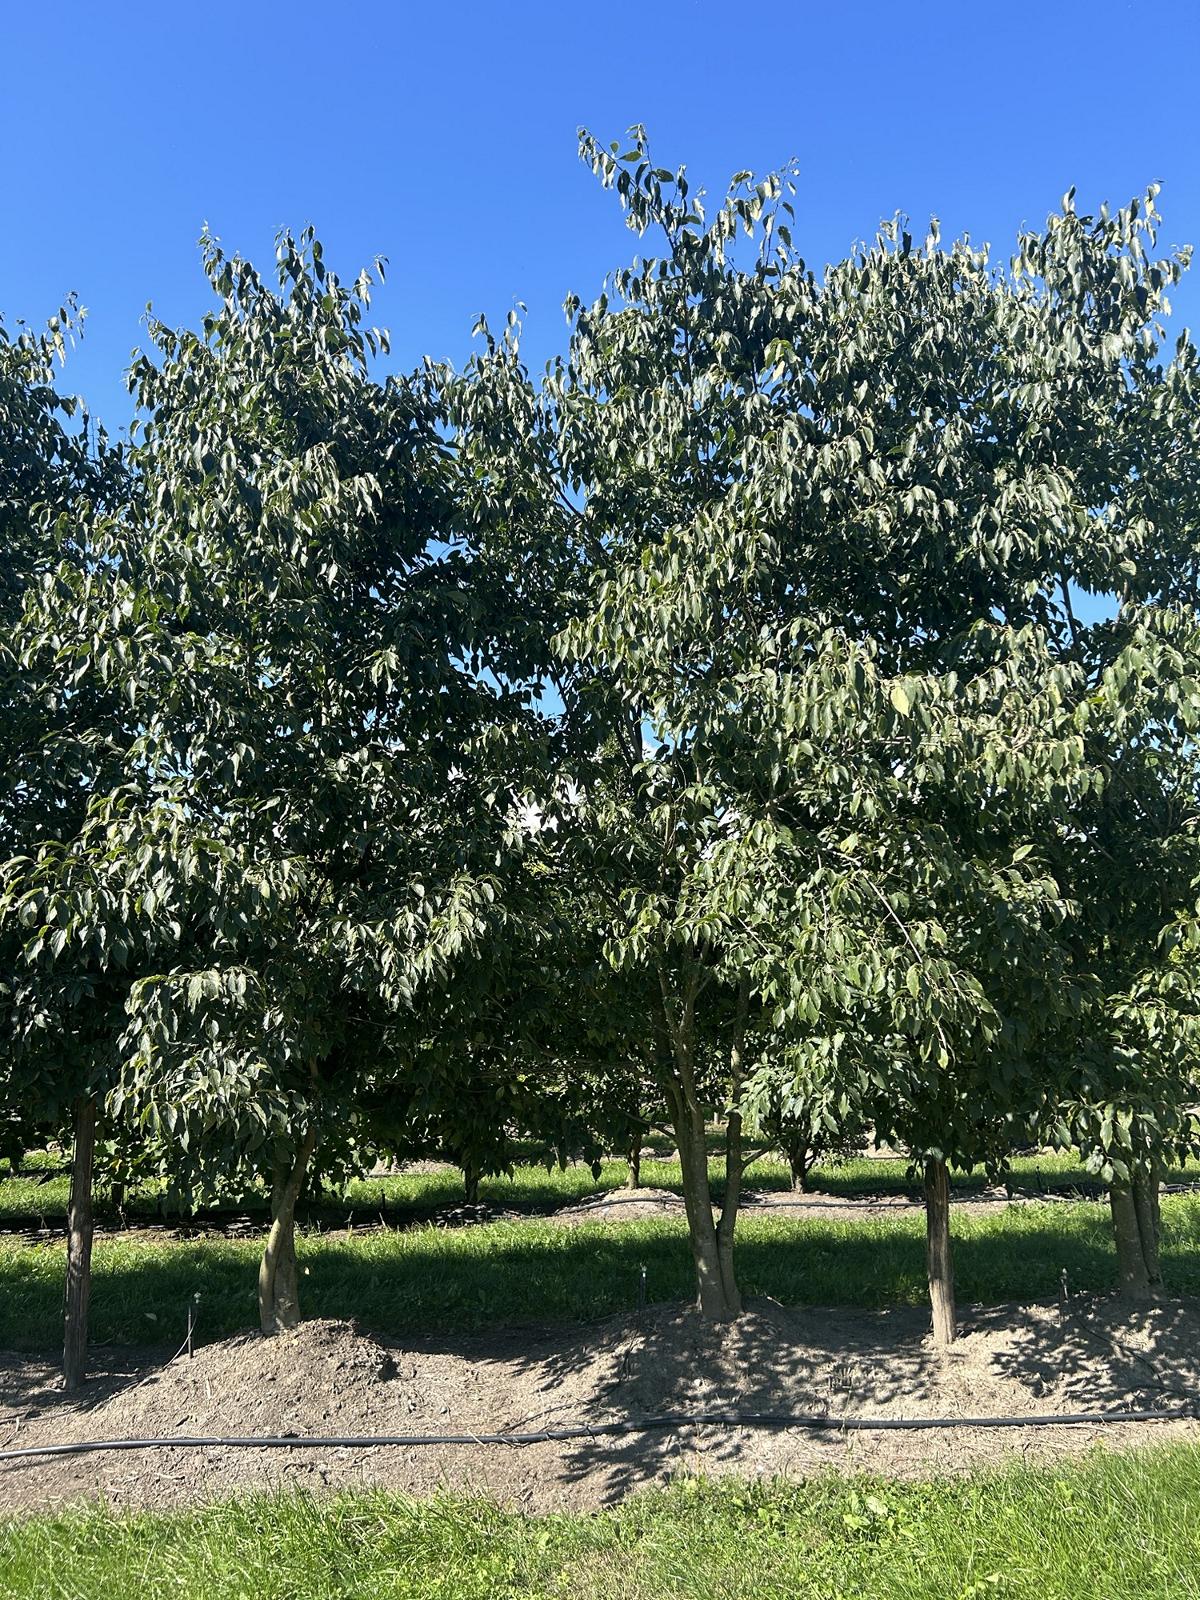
3, 1192, 1200, 1352
4, 1447, 1200, 1598
6, 1149, 1197, 1228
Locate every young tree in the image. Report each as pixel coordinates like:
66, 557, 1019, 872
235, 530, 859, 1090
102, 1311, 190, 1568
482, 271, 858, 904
0, 305, 131, 1386
1043, 611, 1200, 1298
454, 131, 1200, 1327
11, 231, 536, 1336
756, 1048, 866, 1194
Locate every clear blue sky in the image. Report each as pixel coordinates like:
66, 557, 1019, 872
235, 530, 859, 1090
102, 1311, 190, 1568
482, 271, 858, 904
3, 0, 1198, 439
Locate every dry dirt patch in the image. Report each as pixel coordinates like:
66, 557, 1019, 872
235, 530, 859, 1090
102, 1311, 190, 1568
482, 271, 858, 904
2, 1296, 1198, 1515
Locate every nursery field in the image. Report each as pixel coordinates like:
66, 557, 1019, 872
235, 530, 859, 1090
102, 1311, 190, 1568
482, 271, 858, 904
3, 1152, 1200, 1352
6, 65, 1200, 1598
5, 1160, 1200, 1532
6, 1152, 1200, 1600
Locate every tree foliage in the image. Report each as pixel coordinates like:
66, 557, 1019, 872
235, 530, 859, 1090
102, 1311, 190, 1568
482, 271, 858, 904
2, 136, 1199, 1365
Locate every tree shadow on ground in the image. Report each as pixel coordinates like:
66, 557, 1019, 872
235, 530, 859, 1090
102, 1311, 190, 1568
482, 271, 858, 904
5, 1227, 1200, 1510
985, 1294, 1200, 1408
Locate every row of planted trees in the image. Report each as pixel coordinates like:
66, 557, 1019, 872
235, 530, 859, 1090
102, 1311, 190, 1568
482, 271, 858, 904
3, 131, 1200, 1387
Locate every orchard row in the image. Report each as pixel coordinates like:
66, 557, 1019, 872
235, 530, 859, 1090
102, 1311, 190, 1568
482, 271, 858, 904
3, 132, 1199, 1382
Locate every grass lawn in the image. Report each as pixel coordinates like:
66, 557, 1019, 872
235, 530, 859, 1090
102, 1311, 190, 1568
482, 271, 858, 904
2, 1192, 1199, 1351
3, 1446, 1199, 1598
5, 1149, 1197, 1229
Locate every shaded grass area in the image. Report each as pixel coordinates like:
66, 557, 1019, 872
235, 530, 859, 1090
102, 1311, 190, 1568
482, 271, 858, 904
6, 1149, 1198, 1229
3, 1193, 1200, 1352
4, 1447, 1200, 1599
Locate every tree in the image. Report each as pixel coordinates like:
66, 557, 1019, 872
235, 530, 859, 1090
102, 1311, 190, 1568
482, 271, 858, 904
755, 1048, 866, 1193
454, 130, 1200, 1329
10, 230, 535, 1337
0, 303, 131, 1387
1042, 612, 1200, 1298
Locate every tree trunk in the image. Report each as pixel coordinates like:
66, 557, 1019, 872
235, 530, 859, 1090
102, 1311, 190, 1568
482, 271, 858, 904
463, 1160, 480, 1207
1133, 1165, 1162, 1289
709, 978, 751, 1316
1111, 1166, 1162, 1299
658, 970, 743, 1321
63, 1095, 97, 1390
924, 1155, 956, 1347
258, 1127, 316, 1335
626, 1143, 642, 1190
787, 1139, 812, 1193
715, 1118, 744, 1317
676, 1106, 739, 1319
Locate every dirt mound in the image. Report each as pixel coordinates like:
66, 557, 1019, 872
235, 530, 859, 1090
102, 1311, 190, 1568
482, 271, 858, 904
97, 1320, 431, 1440
3, 1296, 1199, 1515
553, 1186, 687, 1226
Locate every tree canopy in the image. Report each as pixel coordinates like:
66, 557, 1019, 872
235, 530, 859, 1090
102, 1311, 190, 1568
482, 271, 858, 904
2, 133, 1199, 1369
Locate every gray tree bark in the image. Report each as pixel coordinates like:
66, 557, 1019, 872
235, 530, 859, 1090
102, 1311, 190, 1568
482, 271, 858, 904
659, 971, 747, 1321
1111, 1165, 1162, 1299
626, 1143, 642, 1190
924, 1155, 957, 1347
787, 1138, 813, 1193
63, 1095, 97, 1390
258, 1126, 317, 1334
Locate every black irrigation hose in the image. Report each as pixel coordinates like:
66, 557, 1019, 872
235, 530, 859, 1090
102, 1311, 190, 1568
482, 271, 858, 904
4, 1403, 1200, 1466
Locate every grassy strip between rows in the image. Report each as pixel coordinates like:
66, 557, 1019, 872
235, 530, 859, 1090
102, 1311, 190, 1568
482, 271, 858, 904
6, 1152, 1197, 1227
3, 1195, 1200, 1351
4, 1446, 1200, 1598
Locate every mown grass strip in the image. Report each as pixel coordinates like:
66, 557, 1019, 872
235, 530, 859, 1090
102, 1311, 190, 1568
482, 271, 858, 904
2, 1194, 1199, 1351
6, 1150, 1196, 1229
3, 1445, 1199, 1598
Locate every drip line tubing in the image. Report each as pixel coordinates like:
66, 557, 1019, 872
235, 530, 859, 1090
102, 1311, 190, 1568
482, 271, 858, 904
3, 1402, 1198, 1466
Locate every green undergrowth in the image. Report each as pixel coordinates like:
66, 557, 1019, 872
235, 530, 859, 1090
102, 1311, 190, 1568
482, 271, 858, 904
4, 1446, 1200, 1598
3, 1193, 1200, 1352
4, 1149, 1194, 1228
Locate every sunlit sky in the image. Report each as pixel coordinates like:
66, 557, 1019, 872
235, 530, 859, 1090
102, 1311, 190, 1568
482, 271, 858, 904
4, 0, 1197, 627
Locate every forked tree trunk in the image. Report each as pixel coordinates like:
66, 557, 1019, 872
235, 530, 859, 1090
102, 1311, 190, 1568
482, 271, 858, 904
924, 1155, 956, 1347
1111, 1165, 1162, 1300
787, 1138, 813, 1194
63, 1095, 97, 1390
258, 1127, 317, 1334
676, 1107, 740, 1319
659, 973, 747, 1322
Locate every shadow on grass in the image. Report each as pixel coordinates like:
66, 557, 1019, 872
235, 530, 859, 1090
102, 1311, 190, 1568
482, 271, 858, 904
4, 1199, 1200, 1357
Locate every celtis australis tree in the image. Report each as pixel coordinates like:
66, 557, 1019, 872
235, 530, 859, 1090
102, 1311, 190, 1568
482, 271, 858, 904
10, 231, 536, 1338
0, 306, 131, 1387
454, 129, 1200, 1329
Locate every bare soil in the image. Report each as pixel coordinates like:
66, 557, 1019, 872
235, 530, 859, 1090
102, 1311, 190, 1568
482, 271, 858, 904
547, 1183, 1079, 1229
2, 1295, 1198, 1515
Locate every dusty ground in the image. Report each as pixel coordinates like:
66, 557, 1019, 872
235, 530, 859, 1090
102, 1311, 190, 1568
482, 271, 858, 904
2, 1295, 1198, 1515
547, 1183, 1080, 1228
